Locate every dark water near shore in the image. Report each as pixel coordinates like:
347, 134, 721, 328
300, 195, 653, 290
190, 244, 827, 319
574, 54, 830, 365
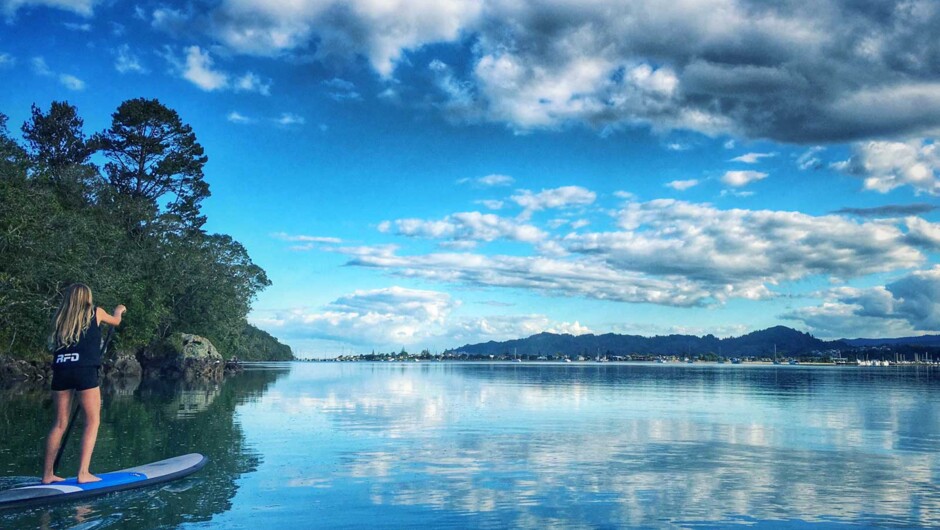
2, 362, 939, 528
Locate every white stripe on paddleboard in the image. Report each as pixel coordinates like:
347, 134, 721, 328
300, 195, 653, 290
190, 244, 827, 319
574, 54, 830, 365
15, 484, 83, 493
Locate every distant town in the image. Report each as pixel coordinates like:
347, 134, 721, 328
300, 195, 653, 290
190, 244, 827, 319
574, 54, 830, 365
313, 326, 940, 365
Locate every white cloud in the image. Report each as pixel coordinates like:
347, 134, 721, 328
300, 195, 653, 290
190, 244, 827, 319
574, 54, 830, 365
257, 287, 458, 346
235, 72, 272, 95
904, 217, 940, 251
114, 44, 146, 74
180, 46, 228, 91
0, 53, 14, 68
256, 285, 596, 349
276, 113, 305, 126
63, 21, 89, 31
335, 200, 937, 308
721, 170, 768, 187
386, 212, 547, 244
227, 111, 255, 124
730, 152, 775, 164
783, 266, 940, 338
31, 56, 51, 76
796, 146, 824, 170
833, 139, 939, 195
475, 199, 504, 210
665, 179, 699, 191
321, 77, 359, 101
2, 0, 99, 18
273, 232, 341, 250
30, 55, 83, 89
211, 0, 483, 77
134, 0, 940, 141
458, 174, 514, 187
512, 185, 596, 219
58, 74, 84, 90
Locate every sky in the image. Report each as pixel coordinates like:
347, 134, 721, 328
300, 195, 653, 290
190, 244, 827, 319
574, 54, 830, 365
1, 0, 939, 358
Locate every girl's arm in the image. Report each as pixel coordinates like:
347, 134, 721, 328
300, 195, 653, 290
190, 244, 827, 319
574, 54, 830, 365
97, 305, 126, 327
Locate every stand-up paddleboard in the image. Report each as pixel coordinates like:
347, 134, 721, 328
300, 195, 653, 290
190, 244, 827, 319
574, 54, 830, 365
0, 453, 207, 510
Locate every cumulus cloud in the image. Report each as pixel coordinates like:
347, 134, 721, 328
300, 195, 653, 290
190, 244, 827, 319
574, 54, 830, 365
128, 0, 940, 141
256, 286, 595, 348
721, 170, 767, 187
180, 46, 228, 91
30, 56, 84, 89
834, 204, 937, 218
833, 139, 939, 195
450, 315, 591, 344
321, 77, 359, 101
58, 73, 85, 90
2, 0, 99, 18
276, 113, 305, 126
783, 266, 940, 338
475, 199, 504, 210
383, 212, 546, 244
796, 146, 825, 170
227, 111, 255, 124
258, 287, 457, 346
114, 44, 146, 74
730, 152, 775, 164
331, 199, 937, 308
30, 56, 51, 76
665, 179, 699, 191
512, 186, 596, 219
210, 0, 482, 77
235, 72, 272, 95
161, 46, 273, 95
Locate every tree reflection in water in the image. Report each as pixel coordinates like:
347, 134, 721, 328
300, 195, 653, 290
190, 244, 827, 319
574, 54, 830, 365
0, 365, 289, 529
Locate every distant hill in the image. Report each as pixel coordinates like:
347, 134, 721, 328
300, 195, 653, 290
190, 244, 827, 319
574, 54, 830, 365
447, 326, 846, 358
842, 335, 940, 348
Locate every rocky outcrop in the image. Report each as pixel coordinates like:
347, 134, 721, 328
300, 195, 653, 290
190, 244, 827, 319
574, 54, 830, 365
0, 355, 50, 382
140, 333, 226, 381
102, 350, 142, 379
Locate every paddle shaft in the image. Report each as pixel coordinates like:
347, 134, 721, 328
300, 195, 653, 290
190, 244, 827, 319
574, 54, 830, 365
52, 325, 116, 475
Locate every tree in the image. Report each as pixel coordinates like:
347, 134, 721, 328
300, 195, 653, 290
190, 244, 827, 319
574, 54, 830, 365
21, 101, 94, 180
95, 98, 209, 231
0, 113, 28, 179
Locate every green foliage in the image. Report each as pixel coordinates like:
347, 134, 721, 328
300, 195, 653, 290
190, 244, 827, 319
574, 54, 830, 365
0, 102, 292, 362
94, 98, 210, 231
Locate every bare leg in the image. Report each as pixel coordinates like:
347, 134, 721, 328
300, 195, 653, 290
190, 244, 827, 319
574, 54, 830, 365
42, 390, 72, 484
76, 387, 101, 484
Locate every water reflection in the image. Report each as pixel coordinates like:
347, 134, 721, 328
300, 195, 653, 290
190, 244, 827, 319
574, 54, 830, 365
220, 363, 940, 528
0, 365, 289, 529
3, 362, 939, 528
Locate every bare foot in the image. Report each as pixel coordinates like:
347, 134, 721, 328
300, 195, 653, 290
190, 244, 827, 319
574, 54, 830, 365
41, 475, 66, 484
77, 473, 101, 484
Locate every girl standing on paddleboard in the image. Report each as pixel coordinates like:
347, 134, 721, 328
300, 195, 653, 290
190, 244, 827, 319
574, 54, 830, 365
42, 283, 125, 485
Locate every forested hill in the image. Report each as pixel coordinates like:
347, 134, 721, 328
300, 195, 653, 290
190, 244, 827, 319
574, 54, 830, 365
448, 326, 845, 358
0, 100, 292, 361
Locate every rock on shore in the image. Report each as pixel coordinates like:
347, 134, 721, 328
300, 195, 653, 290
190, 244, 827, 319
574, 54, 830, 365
0, 355, 51, 381
139, 332, 238, 381
1, 332, 242, 384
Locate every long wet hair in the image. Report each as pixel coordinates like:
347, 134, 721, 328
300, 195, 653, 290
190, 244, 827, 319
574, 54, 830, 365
51, 283, 94, 349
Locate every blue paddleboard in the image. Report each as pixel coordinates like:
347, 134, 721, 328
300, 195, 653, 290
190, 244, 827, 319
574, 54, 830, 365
0, 453, 207, 510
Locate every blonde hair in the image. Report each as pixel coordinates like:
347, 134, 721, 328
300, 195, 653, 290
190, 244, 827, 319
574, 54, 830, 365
51, 283, 94, 349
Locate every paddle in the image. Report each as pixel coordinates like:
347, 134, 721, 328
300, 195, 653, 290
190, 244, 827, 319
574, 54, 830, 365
52, 325, 116, 475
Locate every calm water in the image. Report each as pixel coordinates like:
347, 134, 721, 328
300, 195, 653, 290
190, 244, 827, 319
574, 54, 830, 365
2, 362, 939, 528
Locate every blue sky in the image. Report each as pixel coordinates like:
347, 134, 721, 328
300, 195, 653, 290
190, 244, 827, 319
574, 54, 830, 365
2, 0, 939, 357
